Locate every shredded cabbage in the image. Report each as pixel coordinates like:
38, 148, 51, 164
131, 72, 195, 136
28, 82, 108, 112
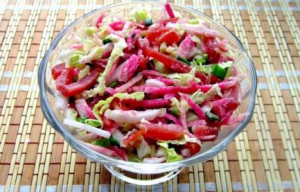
69, 51, 85, 68
129, 7, 148, 23
154, 60, 168, 74
170, 97, 180, 116
97, 26, 110, 39
104, 108, 166, 123
168, 67, 201, 86
79, 45, 108, 64
88, 35, 127, 97
78, 66, 90, 80
187, 84, 222, 105
83, 39, 97, 52
137, 137, 151, 159
93, 92, 145, 119
157, 141, 183, 163
85, 26, 98, 36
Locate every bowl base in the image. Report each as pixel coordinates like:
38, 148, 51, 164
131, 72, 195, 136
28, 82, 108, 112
105, 165, 183, 185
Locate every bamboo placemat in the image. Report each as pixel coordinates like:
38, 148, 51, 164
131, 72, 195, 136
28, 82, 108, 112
0, 0, 300, 191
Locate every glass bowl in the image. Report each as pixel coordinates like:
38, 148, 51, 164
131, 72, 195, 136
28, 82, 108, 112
38, 2, 257, 185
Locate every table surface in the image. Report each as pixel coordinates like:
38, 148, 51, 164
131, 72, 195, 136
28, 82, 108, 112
0, 0, 300, 191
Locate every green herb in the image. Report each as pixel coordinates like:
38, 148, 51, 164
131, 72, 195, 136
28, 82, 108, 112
205, 111, 220, 121
102, 38, 112, 45
85, 119, 102, 127
194, 54, 208, 65
110, 137, 120, 147
77, 117, 87, 123
171, 108, 179, 117
211, 64, 227, 80
177, 56, 190, 65
109, 81, 118, 88
94, 136, 120, 147
94, 139, 111, 147
144, 18, 153, 26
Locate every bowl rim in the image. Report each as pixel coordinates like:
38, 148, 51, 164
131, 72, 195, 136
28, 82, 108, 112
38, 1, 257, 170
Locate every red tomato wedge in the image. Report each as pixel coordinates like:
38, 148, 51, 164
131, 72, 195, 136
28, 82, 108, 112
55, 68, 74, 91
192, 125, 219, 141
141, 123, 185, 140
52, 63, 66, 80
59, 71, 99, 97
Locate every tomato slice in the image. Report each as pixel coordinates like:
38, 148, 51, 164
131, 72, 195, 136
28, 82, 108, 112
59, 70, 99, 97
157, 29, 180, 46
138, 55, 147, 70
144, 47, 190, 73
146, 27, 172, 42
192, 125, 219, 142
55, 68, 74, 91
182, 142, 201, 156
52, 63, 66, 80
122, 129, 144, 146
203, 37, 221, 64
141, 123, 185, 140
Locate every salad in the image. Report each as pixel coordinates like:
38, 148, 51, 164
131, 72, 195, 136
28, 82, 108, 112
52, 3, 247, 163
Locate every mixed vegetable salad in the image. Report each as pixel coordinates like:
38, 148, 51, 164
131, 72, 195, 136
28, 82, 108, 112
52, 3, 247, 163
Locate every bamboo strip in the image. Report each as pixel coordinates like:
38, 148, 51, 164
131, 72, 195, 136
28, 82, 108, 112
0, 0, 25, 163
28, 1, 62, 192
2, 1, 44, 192
258, 0, 300, 191
54, 1, 79, 192
230, 1, 284, 191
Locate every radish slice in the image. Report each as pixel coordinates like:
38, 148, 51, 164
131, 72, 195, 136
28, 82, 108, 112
164, 3, 175, 18
75, 133, 98, 142
115, 74, 143, 93
84, 142, 117, 157
63, 118, 111, 138
164, 113, 182, 126
180, 93, 206, 119
75, 99, 96, 119
188, 120, 206, 127
145, 79, 166, 87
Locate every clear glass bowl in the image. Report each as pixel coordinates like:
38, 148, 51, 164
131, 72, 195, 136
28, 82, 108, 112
38, 2, 257, 185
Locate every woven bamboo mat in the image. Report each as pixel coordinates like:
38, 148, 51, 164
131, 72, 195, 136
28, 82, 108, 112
0, 0, 300, 191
